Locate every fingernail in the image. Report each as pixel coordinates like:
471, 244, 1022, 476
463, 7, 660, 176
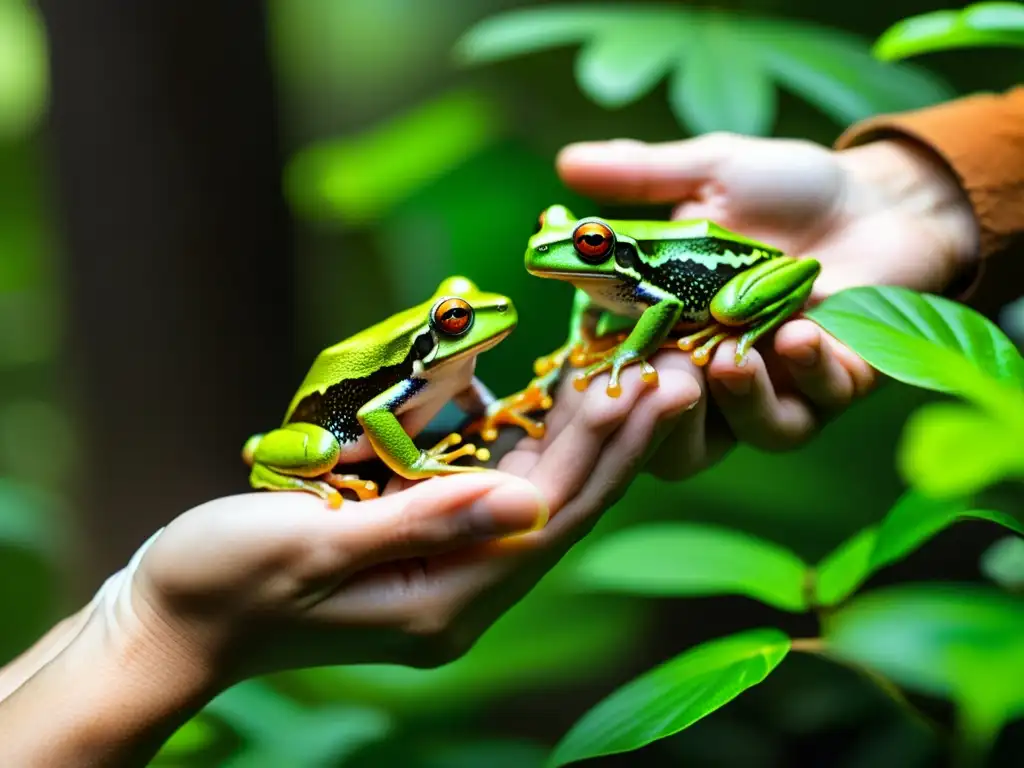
468, 479, 549, 538
789, 345, 819, 368
719, 375, 751, 396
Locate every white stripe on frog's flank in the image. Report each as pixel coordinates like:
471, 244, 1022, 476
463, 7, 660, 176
645, 242, 776, 270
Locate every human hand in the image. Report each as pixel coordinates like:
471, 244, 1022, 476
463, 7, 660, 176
82, 352, 702, 689
556, 133, 980, 456
0, 350, 706, 767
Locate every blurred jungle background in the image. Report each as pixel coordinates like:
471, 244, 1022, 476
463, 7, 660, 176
1, 0, 1023, 765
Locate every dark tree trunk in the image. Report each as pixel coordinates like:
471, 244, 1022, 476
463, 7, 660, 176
35, 0, 296, 596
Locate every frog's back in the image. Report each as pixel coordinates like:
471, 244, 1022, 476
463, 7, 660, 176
620, 218, 784, 318
281, 302, 429, 442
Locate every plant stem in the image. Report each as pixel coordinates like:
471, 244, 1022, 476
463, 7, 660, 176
789, 637, 824, 653
791, 637, 949, 744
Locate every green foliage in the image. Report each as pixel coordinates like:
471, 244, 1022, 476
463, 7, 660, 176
814, 493, 1024, 606
899, 401, 1024, 497
0, 478, 61, 664
981, 536, 1024, 590
805, 286, 1024, 402
205, 681, 392, 767
875, 2, 1024, 61
284, 88, 503, 225
283, 589, 645, 717
825, 584, 1024, 746
568, 522, 809, 612
151, 717, 218, 765
0, 0, 47, 140
549, 629, 790, 767
455, 4, 953, 136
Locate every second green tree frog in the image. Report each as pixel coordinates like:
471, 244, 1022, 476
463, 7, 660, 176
242, 276, 524, 508
522, 204, 821, 397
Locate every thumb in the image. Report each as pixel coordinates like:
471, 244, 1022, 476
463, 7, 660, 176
556, 136, 730, 203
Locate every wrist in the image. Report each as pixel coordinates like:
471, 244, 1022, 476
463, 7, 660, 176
0, 564, 222, 765
837, 137, 982, 297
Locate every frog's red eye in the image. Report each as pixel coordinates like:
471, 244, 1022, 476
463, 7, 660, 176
432, 297, 474, 336
573, 221, 615, 263
533, 211, 546, 235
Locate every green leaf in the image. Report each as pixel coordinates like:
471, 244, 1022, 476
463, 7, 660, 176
899, 402, 1024, 497
805, 286, 1024, 418
815, 527, 880, 608
874, 2, 1024, 61
575, 27, 681, 109
207, 680, 391, 767
0, 0, 48, 140
825, 584, 1024, 745
151, 716, 217, 763
815, 493, 1024, 606
981, 536, 1024, 590
671, 14, 776, 136
453, 6, 636, 65
570, 522, 809, 612
549, 629, 790, 767
742, 18, 953, 126
284, 88, 502, 225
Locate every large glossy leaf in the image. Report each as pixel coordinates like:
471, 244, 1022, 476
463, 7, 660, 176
814, 493, 1023, 606
875, 2, 1024, 61
825, 584, 1024, 744
0, 0, 48, 140
455, 5, 952, 136
453, 6, 637, 64
575, 28, 681, 109
981, 536, 1024, 590
570, 522, 809, 612
898, 401, 1024, 497
549, 629, 790, 766
805, 286, 1024, 418
741, 18, 952, 126
672, 14, 776, 136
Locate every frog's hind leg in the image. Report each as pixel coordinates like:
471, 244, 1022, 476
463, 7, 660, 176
244, 422, 378, 508
682, 257, 820, 367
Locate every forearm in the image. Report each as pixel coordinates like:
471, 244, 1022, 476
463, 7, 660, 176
0, 571, 218, 766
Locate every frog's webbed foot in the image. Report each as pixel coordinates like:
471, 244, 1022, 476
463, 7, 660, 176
677, 323, 731, 367
324, 473, 379, 501
249, 463, 346, 509
571, 350, 659, 398
533, 341, 578, 377
423, 432, 491, 466
465, 371, 557, 443
567, 333, 628, 368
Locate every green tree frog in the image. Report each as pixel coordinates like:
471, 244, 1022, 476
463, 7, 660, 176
242, 276, 523, 508
522, 204, 822, 398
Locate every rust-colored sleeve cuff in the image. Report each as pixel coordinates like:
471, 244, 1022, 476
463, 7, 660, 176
835, 87, 1024, 262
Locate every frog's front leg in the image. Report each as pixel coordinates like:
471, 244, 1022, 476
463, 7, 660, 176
243, 423, 379, 509
572, 300, 683, 398
679, 256, 821, 367
358, 381, 490, 480
533, 288, 603, 376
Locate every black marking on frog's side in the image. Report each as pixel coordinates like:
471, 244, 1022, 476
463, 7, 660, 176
630, 237, 778, 316
289, 345, 425, 445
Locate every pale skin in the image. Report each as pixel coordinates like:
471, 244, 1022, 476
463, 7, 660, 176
0, 132, 979, 766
